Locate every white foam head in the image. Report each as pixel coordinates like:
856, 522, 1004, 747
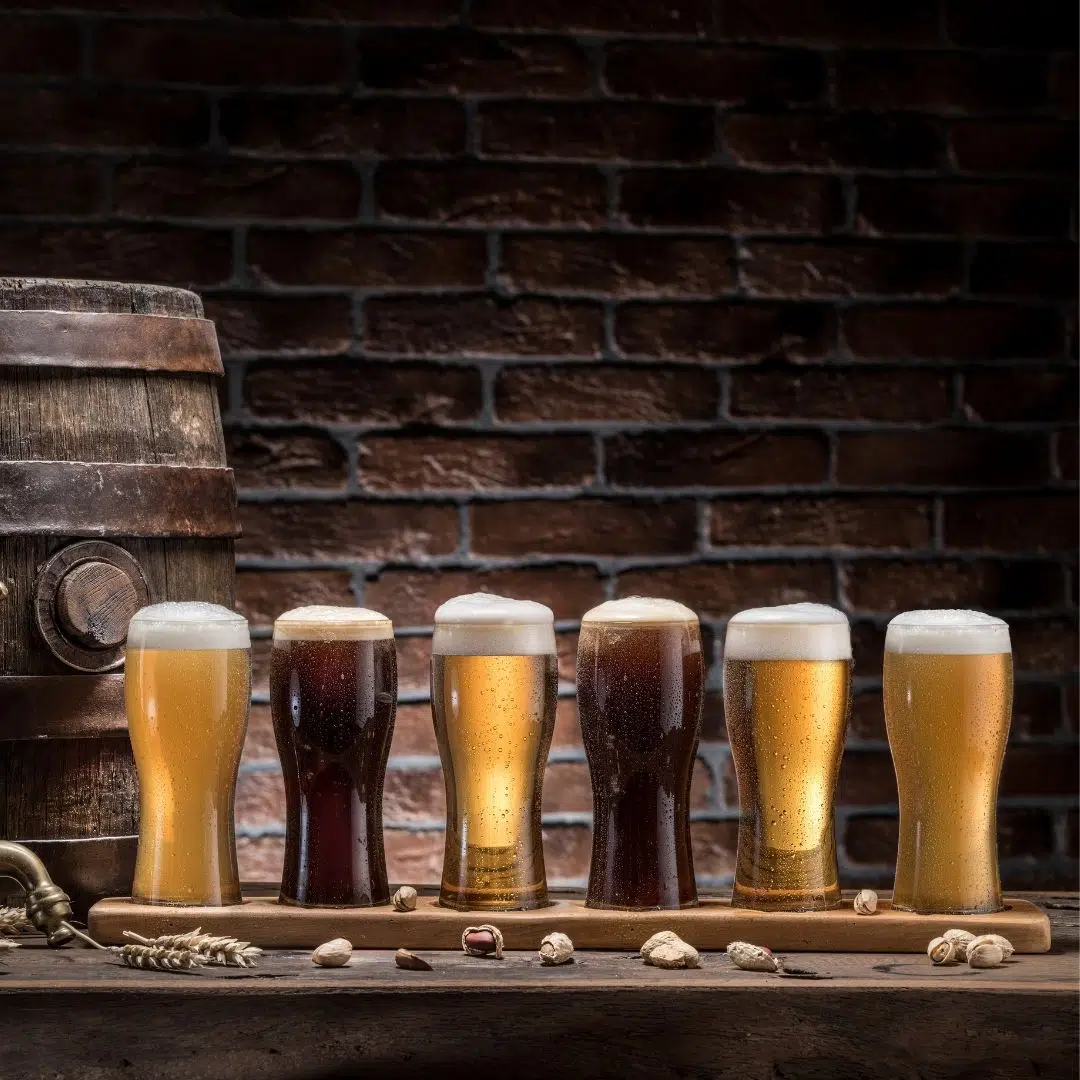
886, 609, 1011, 655
127, 602, 250, 651
273, 605, 393, 642
432, 593, 555, 656
582, 596, 699, 627
724, 603, 851, 661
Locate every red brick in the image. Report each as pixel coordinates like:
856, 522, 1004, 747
731, 367, 949, 421
365, 566, 605, 626
495, 365, 719, 422
0, 225, 231, 287
385, 767, 444, 824
837, 430, 1049, 487
17, 0, 208, 10
1011, 682, 1066, 739
237, 836, 284, 883
835, 51, 1049, 113
951, 120, 1077, 176
377, 163, 607, 226
390, 702, 438, 757
844, 304, 1063, 361
1068, 809, 1079, 858
998, 808, 1056, 858
710, 497, 931, 550
744, 241, 962, 298
621, 169, 844, 232
1001, 746, 1079, 797
357, 434, 595, 492
359, 28, 590, 94
385, 829, 444, 884
220, 0, 459, 23
473, 0, 711, 34
246, 361, 482, 425
542, 762, 593, 814
725, 0, 939, 44
1011, 618, 1079, 675
242, 705, 278, 766
471, 499, 698, 557
0, 18, 80, 75
237, 501, 459, 560
849, 690, 886, 741
844, 815, 896, 864
236, 769, 285, 827
553, 698, 583, 750
851, 620, 885, 679
605, 43, 825, 105
970, 244, 1079, 299
228, 429, 347, 491
114, 159, 361, 219
251, 638, 271, 697
219, 95, 464, 156
617, 303, 834, 362
500, 234, 735, 296
606, 430, 829, 487
1051, 54, 1078, 118
837, 751, 897, 805
96, 23, 346, 86
616, 561, 834, 619
691, 820, 739, 878
205, 295, 353, 355
726, 112, 941, 170
247, 229, 486, 288
365, 296, 603, 357
236, 569, 355, 628
0, 159, 103, 215
944, 496, 1078, 553
0, 87, 209, 149
947, 0, 1078, 48
965, 368, 1079, 422
480, 101, 714, 163
855, 178, 1073, 238
394, 637, 432, 694
542, 825, 591, 882
844, 559, 1065, 614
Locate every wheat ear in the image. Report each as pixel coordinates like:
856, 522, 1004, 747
123, 928, 262, 968
111, 943, 207, 971
0, 906, 33, 935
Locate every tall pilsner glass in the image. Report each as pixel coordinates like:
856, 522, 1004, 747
432, 593, 557, 911
885, 609, 1012, 914
126, 602, 250, 906
724, 603, 851, 911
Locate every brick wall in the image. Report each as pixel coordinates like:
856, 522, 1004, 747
2, 0, 1077, 891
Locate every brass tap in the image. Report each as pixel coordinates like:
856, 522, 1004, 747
0, 841, 86, 947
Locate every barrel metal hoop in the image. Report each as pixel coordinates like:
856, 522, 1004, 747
0, 674, 127, 739
0, 461, 241, 538
0, 311, 223, 375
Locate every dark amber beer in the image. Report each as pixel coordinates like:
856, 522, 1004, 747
724, 603, 851, 911
126, 602, 251, 906
885, 610, 1012, 914
270, 606, 397, 907
432, 594, 557, 911
577, 598, 704, 910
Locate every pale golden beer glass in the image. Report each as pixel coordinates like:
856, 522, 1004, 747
724, 603, 851, 911
431, 594, 557, 911
884, 610, 1012, 914
126, 602, 251, 906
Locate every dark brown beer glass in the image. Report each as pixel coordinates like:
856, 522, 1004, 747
577, 597, 704, 910
270, 606, 397, 907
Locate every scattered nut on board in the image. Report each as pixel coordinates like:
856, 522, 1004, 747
641, 931, 700, 970
853, 889, 878, 916
462, 924, 504, 959
967, 941, 1006, 968
311, 938, 352, 967
538, 932, 574, 966
395, 948, 432, 971
726, 941, 781, 973
392, 885, 418, 912
943, 929, 976, 961
927, 936, 957, 965
967, 933, 1014, 960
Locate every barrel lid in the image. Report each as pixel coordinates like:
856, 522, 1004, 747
0, 278, 203, 317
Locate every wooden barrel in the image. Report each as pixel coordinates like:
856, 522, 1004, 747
0, 278, 238, 914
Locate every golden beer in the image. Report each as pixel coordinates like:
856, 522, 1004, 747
724, 603, 851, 911
884, 610, 1012, 914
126, 602, 251, 906
431, 594, 557, 911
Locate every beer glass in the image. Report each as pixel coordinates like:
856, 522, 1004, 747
126, 602, 250, 906
884, 609, 1012, 914
724, 603, 851, 911
577, 597, 704, 910
431, 593, 557, 911
270, 606, 397, 908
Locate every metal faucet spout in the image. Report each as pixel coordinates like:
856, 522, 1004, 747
0, 840, 77, 946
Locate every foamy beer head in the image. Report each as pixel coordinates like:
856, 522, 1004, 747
274, 605, 393, 642
432, 592, 555, 656
127, 601, 250, 651
885, 609, 1011, 655
724, 602, 851, 662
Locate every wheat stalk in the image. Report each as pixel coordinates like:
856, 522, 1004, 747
0, 906, 33, 935
123, 928, 262, 968
111, 943, 207, 972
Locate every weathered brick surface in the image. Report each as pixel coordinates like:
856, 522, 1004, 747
5, 5, 1073, 891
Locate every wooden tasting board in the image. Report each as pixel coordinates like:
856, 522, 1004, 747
89, 891, 1052, 953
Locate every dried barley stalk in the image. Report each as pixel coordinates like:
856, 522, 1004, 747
123, 928, 262, 968
112, 944, 207, 972
0, 906, 34, 935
